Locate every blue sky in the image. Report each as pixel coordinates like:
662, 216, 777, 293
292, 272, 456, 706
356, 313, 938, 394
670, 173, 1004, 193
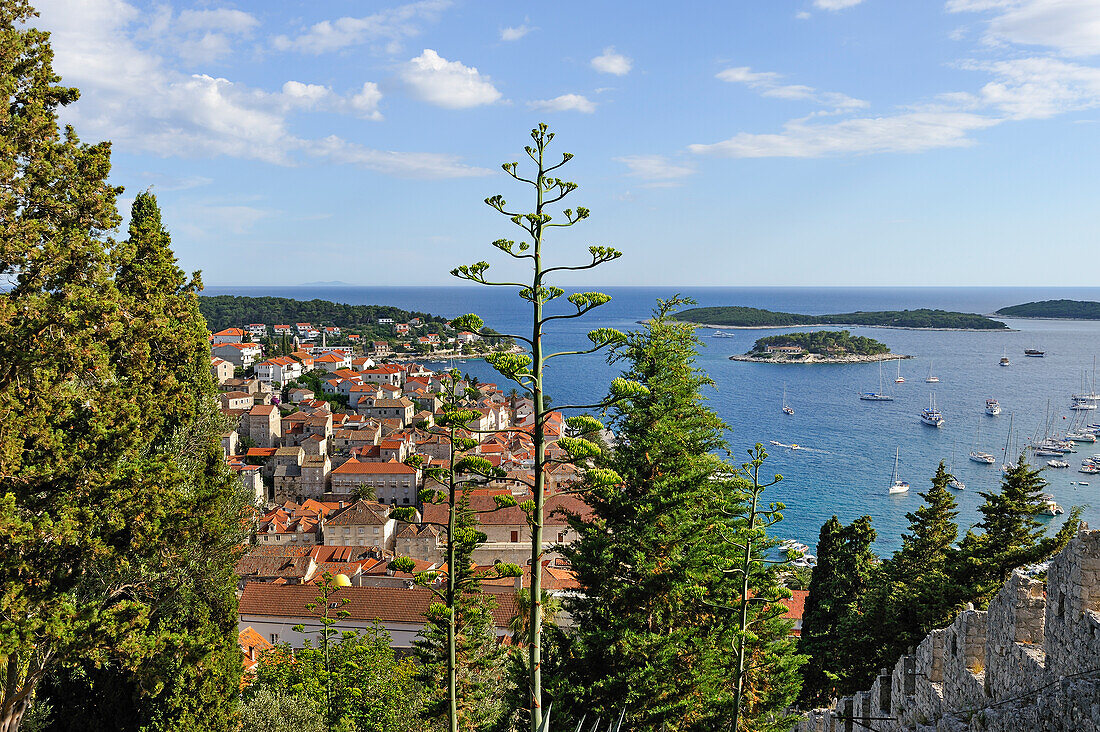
32, 0, 1100, 286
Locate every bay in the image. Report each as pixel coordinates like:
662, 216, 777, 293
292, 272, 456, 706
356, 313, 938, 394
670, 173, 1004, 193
206, 285, 1100, 553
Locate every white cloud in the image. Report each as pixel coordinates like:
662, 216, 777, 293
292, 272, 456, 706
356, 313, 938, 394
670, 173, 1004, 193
591, 47, 633, 75
948, 0, 1100, 57
965, 56, 1100, 118
33, 0, 484, 178
814, 0, 865, 9
616, 155, 695, 182
501, 25, 532, 41
309, 137, 491, 178
796, 11, 813, 19
176, 9, 259, 34
689, 112, 998, 158
528, 94, 597, 113
272, 0, 450, 54
349, 82, 385, 120
401, 49, 502, 108
716, 66, 869, 109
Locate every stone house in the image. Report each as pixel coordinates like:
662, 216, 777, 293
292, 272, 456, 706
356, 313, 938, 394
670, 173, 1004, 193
247, 404, 281, 448
221, 390, 254, 411
322, 499, 397, 550
329, 458, 420, 505
211, 356, 234, 384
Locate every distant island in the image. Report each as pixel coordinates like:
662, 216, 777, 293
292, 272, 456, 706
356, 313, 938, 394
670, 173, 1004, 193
198, 294, 445, 334
299, 280, 354, 286
674, 306, 1007, 331
730, 330, 908, 364
995, 299, 1100, 320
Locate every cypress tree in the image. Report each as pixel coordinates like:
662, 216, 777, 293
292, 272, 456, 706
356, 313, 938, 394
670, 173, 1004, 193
797, 516, 878, 707
955, 457, 1080, 606
563, 299, 802, 730
874, 462, 960, 668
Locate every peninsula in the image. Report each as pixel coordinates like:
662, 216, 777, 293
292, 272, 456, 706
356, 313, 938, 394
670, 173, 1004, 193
995, 299, 1100, 320
730, 330, 908, 364
675, 306, 1007, 330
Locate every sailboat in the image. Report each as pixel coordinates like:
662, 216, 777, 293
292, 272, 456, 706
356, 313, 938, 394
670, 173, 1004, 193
782, 384, 794, 415
1001, 413, 1018, 473
889, 447, 910, 494
920, 393, 945, 427
895, 360, 905, 383
970, 422, 996, 464
947, 441, 965, 489
925, 361, 939, 383
1000, 348, 1010, 367
860, 362, 895, 401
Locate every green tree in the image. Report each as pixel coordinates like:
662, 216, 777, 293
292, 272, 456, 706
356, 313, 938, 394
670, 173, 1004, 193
797, 516, 878, 707
247, 626, 427, 732
390, 370, 520, 732
241, 688, 324, 732
873, 462, 960, 668
716, 445, 806, 732
451, 123, 631, 731
562, 300, 796, 730
954, 457, 1081, 606
0, 10, 245, 728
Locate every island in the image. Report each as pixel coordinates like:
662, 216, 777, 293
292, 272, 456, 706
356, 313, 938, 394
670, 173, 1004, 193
730, 330, 908, 364
199, 294, 446, 335
995, 300, 1100, 320
674, 306, 1007, 330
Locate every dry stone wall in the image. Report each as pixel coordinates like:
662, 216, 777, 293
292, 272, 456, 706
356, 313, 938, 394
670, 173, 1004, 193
793, 528, 1100, 732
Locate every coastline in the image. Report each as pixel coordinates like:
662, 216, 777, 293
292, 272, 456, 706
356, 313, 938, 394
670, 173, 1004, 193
671, 321, 1014, 333
729, 352, 911, 364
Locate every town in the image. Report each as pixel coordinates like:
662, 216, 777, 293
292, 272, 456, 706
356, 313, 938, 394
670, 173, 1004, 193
213, 317, 809, 668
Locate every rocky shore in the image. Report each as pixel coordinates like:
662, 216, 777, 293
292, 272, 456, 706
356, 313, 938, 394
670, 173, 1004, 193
730, 352, 911, 364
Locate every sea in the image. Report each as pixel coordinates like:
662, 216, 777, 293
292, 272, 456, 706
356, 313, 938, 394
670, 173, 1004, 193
206, 285, 1100, 554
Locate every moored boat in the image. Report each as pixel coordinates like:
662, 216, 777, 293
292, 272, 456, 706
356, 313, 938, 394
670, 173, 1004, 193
920, 393, 945, 427
889, 447, 909, 494
985, 398, 1001, 415
1025, 349, 1044, 357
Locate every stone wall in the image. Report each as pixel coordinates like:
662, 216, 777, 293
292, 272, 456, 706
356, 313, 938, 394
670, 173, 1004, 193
793, 528, 1100, 732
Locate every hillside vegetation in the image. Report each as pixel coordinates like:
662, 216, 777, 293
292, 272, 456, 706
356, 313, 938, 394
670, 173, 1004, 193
675, 306, 1007, 330
750, 330, 890, 356
996, 299, 1100, 320
198, 294, 445, 333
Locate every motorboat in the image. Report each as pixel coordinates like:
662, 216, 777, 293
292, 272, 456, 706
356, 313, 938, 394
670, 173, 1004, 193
985, 398, 1001, 415
920, 393, 945, 427
1025, 349, 1045, 357
1000, 348, 1010, 367
1047, 459, 1070, 469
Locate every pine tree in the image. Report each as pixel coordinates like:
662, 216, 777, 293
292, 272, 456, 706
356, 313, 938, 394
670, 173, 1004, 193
797, 516, 878, 707
955, 457, 1081, 606
874, 462, 960, 669
563, 299, 801, 730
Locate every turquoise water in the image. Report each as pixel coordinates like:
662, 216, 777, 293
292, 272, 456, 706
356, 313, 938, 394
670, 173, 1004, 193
206, 286, 1100, 552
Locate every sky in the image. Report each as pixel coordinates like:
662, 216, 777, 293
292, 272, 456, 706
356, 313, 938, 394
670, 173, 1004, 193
29, 0, 1100, 287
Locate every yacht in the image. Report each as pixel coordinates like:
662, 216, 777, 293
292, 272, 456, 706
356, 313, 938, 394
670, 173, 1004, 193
711, 330, 736, 339
782, 385, 794, 415
889, 447, 910, 494
925, 362, 939, 383
920, 393, 945, 427
1068, 431, 1097, 443
860, 362, 895, 401
894, 361, 905, 383
1024, 349, 1045, 357
1037, 497, 1064, 516
1000, 349, 1010, 367
1047, 459, 1070, 469
947, 475, 965, 490
985, 398, 1001, 416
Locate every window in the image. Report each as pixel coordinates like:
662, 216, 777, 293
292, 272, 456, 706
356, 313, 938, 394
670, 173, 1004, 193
270, 633, 279, 643
510, 531, 519, 542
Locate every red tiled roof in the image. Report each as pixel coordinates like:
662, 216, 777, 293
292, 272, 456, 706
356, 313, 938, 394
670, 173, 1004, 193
332, 458, 417, 475
239, 583, 517, 628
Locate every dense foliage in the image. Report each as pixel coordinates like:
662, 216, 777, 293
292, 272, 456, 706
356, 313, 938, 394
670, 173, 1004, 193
995, 299, 1100, 320
0, 6, 246, 728
750, 330, 890, 356
198, 294, 445, 333
562, 300, 804, 730
676, 306, 1007, 330
244, 627, 428, 732
798, 458, 1082, 706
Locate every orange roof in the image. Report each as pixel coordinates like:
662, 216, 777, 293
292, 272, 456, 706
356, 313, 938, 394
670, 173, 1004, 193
332, 457, 417, 475
214, 327, 246, 337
